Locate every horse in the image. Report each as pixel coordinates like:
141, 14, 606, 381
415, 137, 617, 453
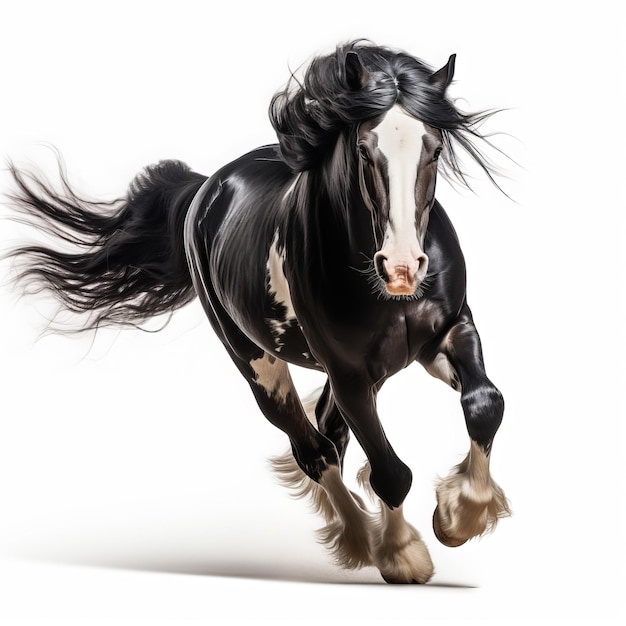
6, 41, 511, 584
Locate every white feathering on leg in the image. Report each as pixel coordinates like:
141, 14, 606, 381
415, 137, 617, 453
357, 459, 433, 583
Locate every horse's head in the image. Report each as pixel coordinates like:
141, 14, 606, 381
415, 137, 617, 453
358, 106, 443, 297
270, 42, 501, 300
352, 53, 455, 299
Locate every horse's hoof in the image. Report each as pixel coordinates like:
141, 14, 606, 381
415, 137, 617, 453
381, 573, 424, 584
432, 505, 467, 547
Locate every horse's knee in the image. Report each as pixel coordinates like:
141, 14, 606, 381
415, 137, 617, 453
462, 383, 504, 449
291, 433, 340, 483
370, 457, 412, 509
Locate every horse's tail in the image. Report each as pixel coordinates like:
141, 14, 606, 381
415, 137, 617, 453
6, 157, 208, 331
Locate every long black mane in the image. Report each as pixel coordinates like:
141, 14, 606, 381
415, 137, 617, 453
270, 40, 501, 189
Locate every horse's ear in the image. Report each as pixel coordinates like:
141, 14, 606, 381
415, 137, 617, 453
345, 51, 370, 90
429, 54, 456, 93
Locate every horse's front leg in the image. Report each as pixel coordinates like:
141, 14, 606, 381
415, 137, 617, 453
329, 371, 434, 583
424, 304, 511, 547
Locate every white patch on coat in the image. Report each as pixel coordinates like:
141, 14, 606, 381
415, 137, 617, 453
266, 232, 297, 350
249, 353, 292, 404
425, 352, 461, 391
423, 328, 461, 391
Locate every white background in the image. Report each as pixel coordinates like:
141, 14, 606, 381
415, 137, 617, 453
1, 1, 624, 624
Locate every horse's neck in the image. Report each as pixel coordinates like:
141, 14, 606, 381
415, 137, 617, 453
286, 180, 376, 294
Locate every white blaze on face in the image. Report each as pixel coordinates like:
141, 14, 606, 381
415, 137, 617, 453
374, 105, 429, 295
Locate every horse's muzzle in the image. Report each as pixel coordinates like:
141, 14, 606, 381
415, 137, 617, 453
375, 253, 429, 297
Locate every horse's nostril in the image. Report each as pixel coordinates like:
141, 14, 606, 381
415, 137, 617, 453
374, 253, 388, 279
415, 254, 429, 280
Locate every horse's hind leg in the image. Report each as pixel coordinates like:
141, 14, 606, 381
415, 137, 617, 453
228, 348, 374, 569
185, 239, 373, 569
272, 380, 359, 517
424, 304, 511, 546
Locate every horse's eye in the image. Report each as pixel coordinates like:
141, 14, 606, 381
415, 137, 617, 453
432, 147, 443, 162
358, 145, 370, 162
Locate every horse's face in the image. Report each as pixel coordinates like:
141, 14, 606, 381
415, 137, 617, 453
358, 105, 442, 298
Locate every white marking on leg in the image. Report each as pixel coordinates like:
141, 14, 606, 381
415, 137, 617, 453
270, 449, 336, 522
435, 441, 511, 544
357, 460, 433, 583
318, 466, 374, 569
373, 505, 434, 584
249, 353, 292, 404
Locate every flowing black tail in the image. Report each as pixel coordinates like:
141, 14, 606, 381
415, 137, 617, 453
6, 157, 208, 330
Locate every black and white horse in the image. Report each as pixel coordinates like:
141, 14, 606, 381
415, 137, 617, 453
7, 41, 510, 583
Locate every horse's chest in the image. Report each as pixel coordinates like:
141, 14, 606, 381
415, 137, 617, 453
263, 238, 446, 373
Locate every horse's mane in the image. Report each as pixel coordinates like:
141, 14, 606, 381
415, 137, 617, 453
269, 40, 502, 190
